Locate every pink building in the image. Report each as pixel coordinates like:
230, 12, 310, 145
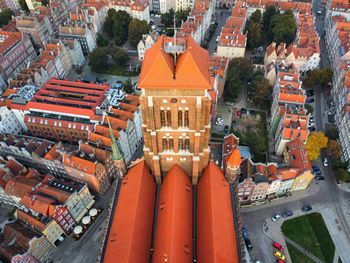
0, 31, 37, 90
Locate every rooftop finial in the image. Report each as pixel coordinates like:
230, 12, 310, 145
173, 13, 177, 80
106, 113, 123, 161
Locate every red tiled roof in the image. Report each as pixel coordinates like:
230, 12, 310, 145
153, 164, 193, 262
197, 161, 239, 262
103, 161, 156, 263
139, 35, 212, 90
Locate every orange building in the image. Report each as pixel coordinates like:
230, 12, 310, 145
139, 35, 212, 185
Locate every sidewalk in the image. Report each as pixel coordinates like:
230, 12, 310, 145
337, 182, 350, 192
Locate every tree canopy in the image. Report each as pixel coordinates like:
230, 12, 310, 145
305, 132, 329, 161
250, 73, 272, 110
268, 10, 297, 45
327, 140, 342, 161
224, 58, 253, 102
262, 6, 277, 33
18, 0, 29, 11
123, 78, 133, 93
161, 8, 190, 28
111, 46, 129, 65
88, 47, 108, 73
103, 10, 131, 47
246, 10, 262, 49
128, 19, 150, 47
96, 33, 110, 47
0, 9, 14, 28
303, 68, 333, 88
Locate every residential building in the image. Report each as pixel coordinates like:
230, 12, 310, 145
178, 0, 215, 45
137, 32, 159, 61
45, 41, 73, 78
24, 79, 109, 143
245, 0, 312, 18
110, 0, 150, 23
59, 24, 96, 55
16, 15, 54, 48
216, 1, 247, 58
250, 181, 269, 202
0, 31, 37, 90
274, 113, 309, 155
17, 209, 65, 246
138, 35, 213, 185
209, 56, 229, 97
159, 0, 175, 13
60, 39, 85, 66
83, 1, 108, 33
270, 72, 305, 134
237, 177, 255, 205
0, 221, 55, 263
0, 106, 25, 134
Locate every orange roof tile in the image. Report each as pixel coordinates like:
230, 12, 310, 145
139, 35, 212, 90
103, 161, 156, 263
197, 161, 239, 262
153, 164, 193, 262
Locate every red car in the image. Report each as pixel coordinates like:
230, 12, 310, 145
277, 260, 285, 263
273, 241, 284, 251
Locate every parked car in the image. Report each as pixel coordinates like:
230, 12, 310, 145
324, 157, 328, 167
242, 227, 249, 240
274, 251, 286, 260
316, 175, 325, 180
215, 117, 224, 126
302, 205, 312, 212
306, 98, 315, 103
309, 116, 314, 123
312, 166, 322, 176
306, 90, 314, 96
281, 210, 293, 218
240, 108, 247, 114
245, 238, 253, 250
276, 260, 285, 263
309, 126, 316, 131
273, 241, 285, 251
271, 214, 281, 222
224, 125, 229, 134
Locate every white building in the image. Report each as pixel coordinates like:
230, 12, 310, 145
0, 107, 25, 134
61, 39, 85, 66
137, 32, 159, 61
159, 0, 175, 14
110, 0, 150, 23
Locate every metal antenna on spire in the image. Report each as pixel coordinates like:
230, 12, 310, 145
173, 13, 177, 80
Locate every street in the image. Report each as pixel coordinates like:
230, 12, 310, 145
208, 9, 230, 55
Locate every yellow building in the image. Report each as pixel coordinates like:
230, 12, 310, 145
290, 170, 314, 191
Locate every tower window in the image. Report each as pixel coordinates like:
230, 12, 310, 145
178, 110, 183, 127
178, 139, 184, 151
169, 139, 174, 150
184, 110, 189, 127
185, 139, 190, 151
162, 139, 167, 151
167, 110, 171, 127
160, 110, 165, 127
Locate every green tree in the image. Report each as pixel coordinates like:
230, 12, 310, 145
123, 78, 133, 93
89, 47, 108, 73
128, 19, 150, 47
325, 127, 339, 140
161, 8, 175, 27
327, 140, 342, 161
305, 104, 314, 114
250, 9, 262, 24
0, 9, 14, 28
245, 128, 267, 162
103, 9, 118, 36
269, 10, 297, 45
304, 68, 333, 88
103, 10, 131, 46
96, 33, 110, 47
229, 57, 253, 82
262, 5, 277, 32
247, 21, 262, 49
250, 75, 272, 109
175, 8, 191, 26
111, 47, 129, 65
18, 0, 29, 11
335, 168, 350, 183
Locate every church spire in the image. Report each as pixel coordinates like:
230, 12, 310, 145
106, 113, 126, 178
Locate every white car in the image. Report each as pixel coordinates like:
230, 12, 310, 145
271, 214, 281, 222
215, 117, 224, 126
324, 157, 328, 167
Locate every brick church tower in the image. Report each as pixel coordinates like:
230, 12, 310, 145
138, 35, 212, 185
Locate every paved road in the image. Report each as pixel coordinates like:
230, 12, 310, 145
208, 9, 230, 55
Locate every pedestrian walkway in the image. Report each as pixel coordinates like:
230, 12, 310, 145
332, 249, 339, 263
284, 236, 323, 263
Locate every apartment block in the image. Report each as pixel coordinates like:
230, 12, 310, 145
137, 32, 159, 61
179, 0, 215, 45
110, 0, 150, 22
16, 15, 54, 48
216, 1, 247, 58
0, 31, 37, 90
0, 221, 55, 263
